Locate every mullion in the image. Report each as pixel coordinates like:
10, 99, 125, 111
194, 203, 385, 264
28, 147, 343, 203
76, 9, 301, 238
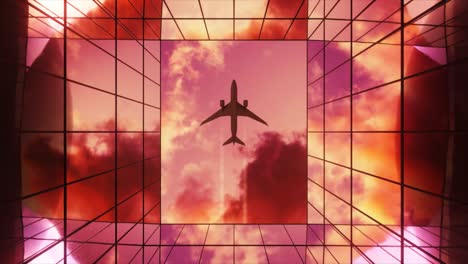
308, 199, 373, 263
24, 172, 159, 261
307, 154, 468, 207
308, 178, 444, 263
321, 1, 326, 263
63, 0, 68, 262
59, 222, 113, 262
198, 0, 210, 40
127, 246, 143, 263
354, 1, 407, 43
162, 225, 185, 263
308, 0, 322, 18
146, 246, 160, 264
20, 1, 460, 263
144, 224, 160, 245
258, 225, 271, 264
27, 23, 53, 38
198, 224, 211, 263
350, 0, 354, 261
308, 0, 446, 78
22, 219, 63, 239
308, 55, 468, 109
142, 1, 146, 261
28, 1, 159, 85
66, 1, 114, 39
283, 225, 305, 263
324, 246, 342, 264
24, 235, 451, 248
162, 0, 185, 40
353, 225, 400, 262
306, 246, 320, 264
258, 0, 270, 39
308, 0, 376, 41
283, 0, 306, 39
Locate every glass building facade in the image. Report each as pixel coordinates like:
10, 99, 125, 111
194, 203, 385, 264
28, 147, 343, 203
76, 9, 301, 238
1, 0, 468, 263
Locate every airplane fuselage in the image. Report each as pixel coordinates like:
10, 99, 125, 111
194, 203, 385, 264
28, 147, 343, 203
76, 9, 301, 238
229, 80, 238, 140
200, 79, 267, 146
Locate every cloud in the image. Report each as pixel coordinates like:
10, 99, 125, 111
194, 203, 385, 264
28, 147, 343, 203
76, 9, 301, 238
223, 132, 307, 223
168, 163, 219, 223
334, 6, 426, 91
22, 124, 161, 224
162, 41, 232, 159
307, 35, 447, 228
160, 41, 234, 222
238, 0, 307, 39
159, 0, 307, 40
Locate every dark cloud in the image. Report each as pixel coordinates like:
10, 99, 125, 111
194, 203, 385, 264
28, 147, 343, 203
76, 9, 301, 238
21, 0, 164, 233
22, 128, 161, 223
223, 132, 307, 223
84, 0, 162, 39
267, 0, 307, 18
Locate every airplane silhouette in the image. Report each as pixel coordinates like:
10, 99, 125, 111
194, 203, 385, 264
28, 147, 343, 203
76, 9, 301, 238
200, 80, 268, 146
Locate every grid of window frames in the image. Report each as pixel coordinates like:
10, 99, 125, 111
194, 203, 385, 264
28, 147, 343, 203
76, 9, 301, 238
16, 0, 468, 263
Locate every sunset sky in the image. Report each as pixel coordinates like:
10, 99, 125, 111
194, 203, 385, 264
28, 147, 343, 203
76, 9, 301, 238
161, 40, 307, 223
20, 0, 454, 263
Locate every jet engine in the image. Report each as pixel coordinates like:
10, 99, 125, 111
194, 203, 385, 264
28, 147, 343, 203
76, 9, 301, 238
243, 100, 248, 107
220, 100, 225, 107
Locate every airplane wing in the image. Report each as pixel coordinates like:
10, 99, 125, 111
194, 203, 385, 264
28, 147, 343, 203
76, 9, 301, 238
236, 103, 268, 126
200, 102, 234, 126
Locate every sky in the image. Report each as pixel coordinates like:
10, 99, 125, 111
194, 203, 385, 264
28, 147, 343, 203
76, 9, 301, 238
161, 40, 307, 224
20, 0, 452, 263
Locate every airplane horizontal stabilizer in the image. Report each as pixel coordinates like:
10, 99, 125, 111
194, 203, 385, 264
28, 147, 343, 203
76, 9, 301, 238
223, 136, 245, 146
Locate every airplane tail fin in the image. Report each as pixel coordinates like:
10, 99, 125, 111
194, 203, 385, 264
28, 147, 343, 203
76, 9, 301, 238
223, 136, 245, 146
